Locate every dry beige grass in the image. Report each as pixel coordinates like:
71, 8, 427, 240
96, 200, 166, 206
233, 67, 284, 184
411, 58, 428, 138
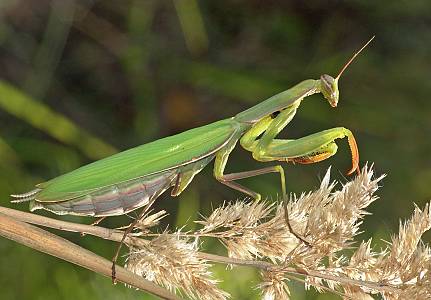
125, 166, 431, 300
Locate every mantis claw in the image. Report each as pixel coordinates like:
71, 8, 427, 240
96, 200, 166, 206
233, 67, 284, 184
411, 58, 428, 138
346, 132, 360, 176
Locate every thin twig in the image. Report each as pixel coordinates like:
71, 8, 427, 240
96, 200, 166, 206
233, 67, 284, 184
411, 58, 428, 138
282, 272, 351, 299
198, 252, 399, 294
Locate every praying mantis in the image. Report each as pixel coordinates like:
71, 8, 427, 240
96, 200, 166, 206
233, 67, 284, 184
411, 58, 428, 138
11, 37, 373, 279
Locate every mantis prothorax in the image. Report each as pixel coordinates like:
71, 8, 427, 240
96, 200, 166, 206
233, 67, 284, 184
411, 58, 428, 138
11, 36, 374, 280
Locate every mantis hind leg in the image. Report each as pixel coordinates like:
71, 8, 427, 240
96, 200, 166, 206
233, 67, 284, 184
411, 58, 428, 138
91, 216, 107, 226
111, 209, 145, 283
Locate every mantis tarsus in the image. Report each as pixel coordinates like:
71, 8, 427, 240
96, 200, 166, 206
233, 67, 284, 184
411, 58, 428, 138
11, 36, 374, 280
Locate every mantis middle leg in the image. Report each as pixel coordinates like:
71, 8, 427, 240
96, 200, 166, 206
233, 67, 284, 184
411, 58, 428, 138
213, 137, 286, 201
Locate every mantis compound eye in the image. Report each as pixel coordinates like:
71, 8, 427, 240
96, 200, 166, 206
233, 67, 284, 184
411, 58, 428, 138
320, 74, 339, 108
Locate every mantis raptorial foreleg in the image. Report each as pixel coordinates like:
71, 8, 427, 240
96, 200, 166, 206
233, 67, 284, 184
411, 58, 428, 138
240, 104, 359, 174
240, 103, 300, 160
255, 127, 360, 175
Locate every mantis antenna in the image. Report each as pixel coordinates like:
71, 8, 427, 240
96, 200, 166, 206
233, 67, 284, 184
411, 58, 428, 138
336, 36, 375, 80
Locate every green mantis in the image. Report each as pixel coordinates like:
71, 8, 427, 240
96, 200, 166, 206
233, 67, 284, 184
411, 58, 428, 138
11, 37, 373, 217
11, 37, 374, 281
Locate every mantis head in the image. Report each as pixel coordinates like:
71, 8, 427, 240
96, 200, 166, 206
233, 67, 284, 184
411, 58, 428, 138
320, 36, 374, 108
320, 74, 339, 107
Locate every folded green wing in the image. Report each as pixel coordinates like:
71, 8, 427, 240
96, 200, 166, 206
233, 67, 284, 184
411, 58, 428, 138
36, 118, 239, 202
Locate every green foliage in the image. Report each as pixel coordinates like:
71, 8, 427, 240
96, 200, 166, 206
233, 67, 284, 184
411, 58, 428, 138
0, 81, 117, 160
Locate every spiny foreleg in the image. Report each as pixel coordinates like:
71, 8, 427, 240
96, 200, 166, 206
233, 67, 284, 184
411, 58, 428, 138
250, 127, 360, 175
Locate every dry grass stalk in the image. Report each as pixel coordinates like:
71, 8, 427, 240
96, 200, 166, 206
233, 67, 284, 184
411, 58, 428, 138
124, 165, 431, 299
126, 233, 229, 300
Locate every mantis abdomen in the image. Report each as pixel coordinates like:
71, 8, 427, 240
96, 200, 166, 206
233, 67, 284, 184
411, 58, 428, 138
30, 170, 178, 216
29, 155, 216, 216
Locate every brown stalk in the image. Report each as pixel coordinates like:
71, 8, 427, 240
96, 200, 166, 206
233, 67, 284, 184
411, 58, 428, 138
0, 210, 181, 300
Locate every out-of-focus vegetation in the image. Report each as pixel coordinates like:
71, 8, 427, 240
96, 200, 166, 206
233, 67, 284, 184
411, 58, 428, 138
0, 1, 430, 299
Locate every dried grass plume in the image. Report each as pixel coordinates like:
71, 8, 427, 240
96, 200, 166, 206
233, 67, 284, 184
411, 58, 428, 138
122, 165, 431, 299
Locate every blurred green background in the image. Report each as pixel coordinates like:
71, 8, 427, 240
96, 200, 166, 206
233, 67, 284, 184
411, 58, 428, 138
0, 1, 430, 299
